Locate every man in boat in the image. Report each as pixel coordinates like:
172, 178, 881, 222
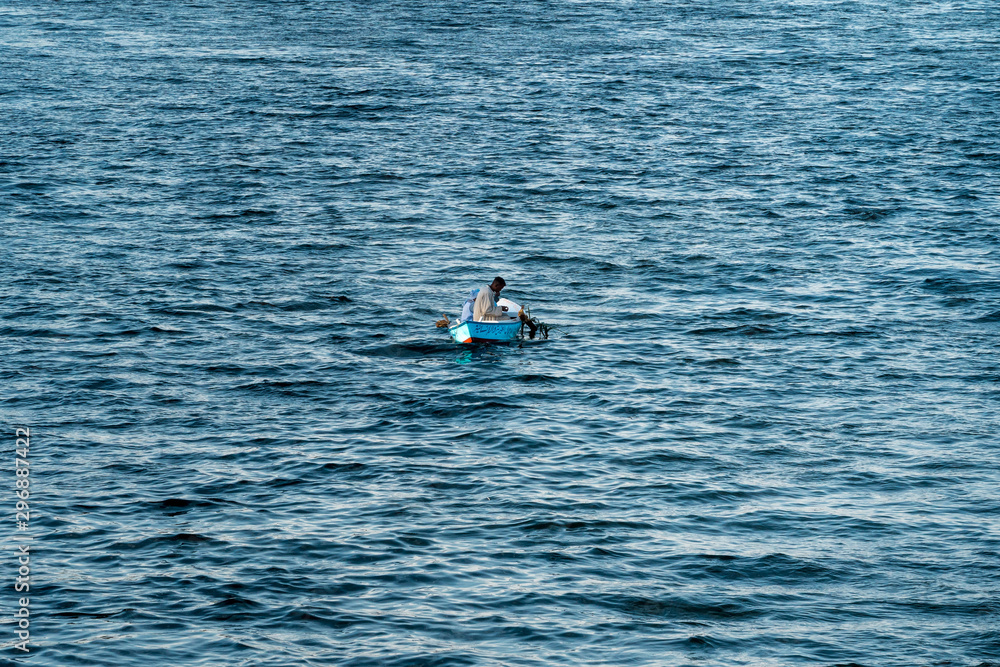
473, 277, 511, 322
473, 276, 538, 334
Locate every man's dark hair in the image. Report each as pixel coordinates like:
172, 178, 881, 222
492, 276, 506, 288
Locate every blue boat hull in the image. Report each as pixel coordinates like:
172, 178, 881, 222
449, 319, 521, 344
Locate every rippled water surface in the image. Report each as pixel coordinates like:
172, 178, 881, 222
3, 0, 1000, 665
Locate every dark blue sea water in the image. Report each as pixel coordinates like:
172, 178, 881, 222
3, 0, 1000, 664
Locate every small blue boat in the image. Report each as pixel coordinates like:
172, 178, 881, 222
448, 319, 522, 344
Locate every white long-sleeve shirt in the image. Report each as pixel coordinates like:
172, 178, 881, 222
473, 285, 508, 322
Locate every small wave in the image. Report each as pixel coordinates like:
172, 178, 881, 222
704, 307, 792, 321
94, 328, 142, 337
319, 462, 376, 478
359, 342, 459, 358
843, 205, 900, 220
151, 303, 236, 315
518, 254, 623, 271
796, 329, 882, 338
166, 260, 209, 270
233, 379, 329, 396
574, 592, 764, 620
972, 310, 1000, 322
502, 517, 657, 532
112, 532, 225, 551
147, 497, 236, 513
243, 300, 333, 312
687, 324, 778, 336
512, 373, 563, 383
703, 357, 740, 365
